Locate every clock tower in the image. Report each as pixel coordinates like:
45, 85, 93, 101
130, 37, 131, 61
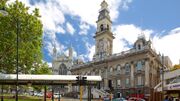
93, 0, 114, 60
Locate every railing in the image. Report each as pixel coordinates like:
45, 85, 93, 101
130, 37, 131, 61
106, 71, 123, 77
135, 68, 145, 74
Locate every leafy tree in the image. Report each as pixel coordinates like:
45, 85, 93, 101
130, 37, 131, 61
0, 0, 43, 74
31, 62, 52, 74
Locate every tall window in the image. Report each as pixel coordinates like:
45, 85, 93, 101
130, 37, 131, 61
110, 67, 113, 72
125, 64, 130, 74
107, 24, 109, 30
117, 80, 121, 86
126, 78, 129, 85
136, 61, 143, 70
100, 24, 103, 31
117, 65, 121, 71
137, 76, 142, 85
59, 64, 67, 75
138, 44, 141, 50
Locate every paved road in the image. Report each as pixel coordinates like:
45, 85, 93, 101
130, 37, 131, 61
53, 97, 100, 101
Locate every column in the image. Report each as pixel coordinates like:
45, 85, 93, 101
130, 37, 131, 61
68, 84, 72, 92
130, 61, 134, 87
104, 68, 108, 90
145, 59, 150, 86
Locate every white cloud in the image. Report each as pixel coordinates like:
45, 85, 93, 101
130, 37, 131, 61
47, 62, 52, 68
79, 22, 90, 35
121, 0, 132, 10
57, 0, 132, 26
44, 32, 65, 57
10, 0, 134, 63
36, 2, 65, 33
66, 22, 75, 35
113, 25, 180, 65
112, 24, 153, 53
152, 27, 180, 65
85, 42, 95, 60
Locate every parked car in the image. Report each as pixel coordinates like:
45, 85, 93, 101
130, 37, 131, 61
37, 92, 43, 97
114, 97, 127, 101
128, 97, 145, 101
54, 93, 61, 98
46, 92, 52, 98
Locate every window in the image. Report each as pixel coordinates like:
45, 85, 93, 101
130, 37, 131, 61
138, 44, 141, 50
126, 78, 129, 85
117, 65, 121, 71
110, 67, 113, 72
59, 63, 67, 75
137, 76, 142, 85
117, 80, 121, 86
125, 64, 130, 74
100, 24, 103, 31
136, 61, 143, 70
107, 24, 109, 30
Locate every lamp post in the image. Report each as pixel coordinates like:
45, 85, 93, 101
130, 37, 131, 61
161, 54, 164, 97
15, 17, 20, 101
0, 7, 20, 101
0, 8, 8, 101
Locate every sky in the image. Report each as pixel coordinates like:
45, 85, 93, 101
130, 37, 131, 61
8, 0, 180, 66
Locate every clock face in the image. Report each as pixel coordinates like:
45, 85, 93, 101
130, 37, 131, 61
99, 40, 104, 52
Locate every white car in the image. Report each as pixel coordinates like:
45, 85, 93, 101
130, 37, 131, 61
54, 93, 61, 98
37, 92, 43, 97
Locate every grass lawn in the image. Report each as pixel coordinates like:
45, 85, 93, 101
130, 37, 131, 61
2, 95, 52, 101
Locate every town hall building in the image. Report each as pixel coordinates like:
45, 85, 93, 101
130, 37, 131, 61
52, 0, 169, 99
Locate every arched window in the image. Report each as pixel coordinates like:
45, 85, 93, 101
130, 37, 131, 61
117, 65, 121, 71
100, 24, 104, 31
59, 63, 67, 75
138, 44, 141, 50
125, 64, 130, 74
136, 61, 143, 70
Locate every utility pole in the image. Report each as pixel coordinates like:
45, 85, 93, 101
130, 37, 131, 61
80, 86, 83, 101
76, 75, 87, 101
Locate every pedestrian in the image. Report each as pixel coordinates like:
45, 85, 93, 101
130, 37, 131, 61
168, 96, 173, 101
164, 95, 169, 101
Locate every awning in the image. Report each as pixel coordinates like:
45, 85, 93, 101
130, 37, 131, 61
0, 74, 102, 85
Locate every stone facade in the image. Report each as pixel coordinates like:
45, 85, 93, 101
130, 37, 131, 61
52, 46, 73, 93
70, 0, 162, 98
51, 0, 164, 98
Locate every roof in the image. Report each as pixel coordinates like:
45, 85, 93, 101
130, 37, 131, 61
0, 74, 102, 85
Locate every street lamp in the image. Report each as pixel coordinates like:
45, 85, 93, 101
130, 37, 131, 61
0, 7, 20, 101
160, 54, 165, 99
0, 7, 8, 101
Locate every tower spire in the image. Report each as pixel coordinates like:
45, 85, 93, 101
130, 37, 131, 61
93, 0, 114, 60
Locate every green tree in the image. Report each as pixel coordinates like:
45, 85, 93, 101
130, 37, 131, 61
32, 62, 52, 74
0, 0, 43, 74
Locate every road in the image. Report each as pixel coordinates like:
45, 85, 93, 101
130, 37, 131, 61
53, 97, 100, 101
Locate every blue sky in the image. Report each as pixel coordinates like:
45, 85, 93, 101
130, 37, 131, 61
10, 0, 180, 66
